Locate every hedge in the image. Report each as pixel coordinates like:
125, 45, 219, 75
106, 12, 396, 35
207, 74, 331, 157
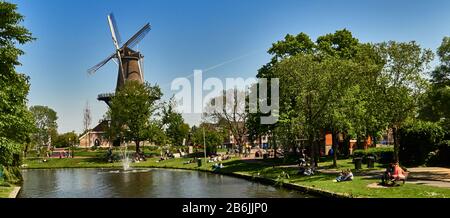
353, 147, 394, 164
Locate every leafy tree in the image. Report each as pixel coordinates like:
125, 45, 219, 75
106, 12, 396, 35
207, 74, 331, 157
146, 121, 167, 146
419, 37, 450, 131
377, 41, 433, 161
161, 99, 190, 146
106, 81, 162, 154
258, 29, 387, 167
53, 131, 78, 148
273, 54, 362, 166
191, 123, 225, 155
30, 105, 58, 153
0, 2, 35, 182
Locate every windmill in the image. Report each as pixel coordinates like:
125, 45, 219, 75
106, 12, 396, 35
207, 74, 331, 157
88, 13, 151, 106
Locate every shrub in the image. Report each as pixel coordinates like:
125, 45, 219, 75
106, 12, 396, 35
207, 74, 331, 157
399, 121, 446, 166
1, 165, 22, 184
424, 140, 450, 166
353, 146, 394, 164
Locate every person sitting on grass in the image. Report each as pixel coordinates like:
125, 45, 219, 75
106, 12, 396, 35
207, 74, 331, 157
212, 162, 224, 171
381, 162, 408, 185
335, 169, 353, 182
298, 163, 315, 176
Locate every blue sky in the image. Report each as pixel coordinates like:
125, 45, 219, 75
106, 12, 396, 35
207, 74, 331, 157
11, 0, 450, 133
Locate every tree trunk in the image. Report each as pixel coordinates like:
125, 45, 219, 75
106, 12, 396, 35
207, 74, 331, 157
373, 131, 378, 147
393, 127, 399, 162
356, 134, 361, 150
135, 140, 141, 154
23, 144, 29, 158
314, 139, 320, 167
259, 135, 262, 148
273, 134, 277, 159
308, 135, 315, 166
309, 135, 315, 166
332, 131, 338, 168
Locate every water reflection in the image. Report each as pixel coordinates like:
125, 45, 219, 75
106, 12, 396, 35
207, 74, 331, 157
19, 168, 312, 198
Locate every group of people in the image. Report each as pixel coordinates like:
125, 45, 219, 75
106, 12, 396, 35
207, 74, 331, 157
297, 150, 316, 176
208, 154, 230, 163
212, 162, 224, 171
132, 152, 146, 162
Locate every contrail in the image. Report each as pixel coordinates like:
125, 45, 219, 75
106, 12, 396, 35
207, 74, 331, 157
203, 49, 264, 72
160, 48, 265, 88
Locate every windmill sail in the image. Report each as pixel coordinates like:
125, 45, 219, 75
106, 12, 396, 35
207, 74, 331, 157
109, 13, 122, 46
124, 23, 151, 49
87, 53, 116, 75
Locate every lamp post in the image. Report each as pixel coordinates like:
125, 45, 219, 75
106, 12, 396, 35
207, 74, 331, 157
203, 126, 207, 164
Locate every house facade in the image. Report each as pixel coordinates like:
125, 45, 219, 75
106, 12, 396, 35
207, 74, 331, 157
79, 120, 111, 148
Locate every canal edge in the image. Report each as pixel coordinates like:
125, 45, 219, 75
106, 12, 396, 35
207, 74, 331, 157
138, 166, 353, 198
21, 166, 352, 198
217, 171, 352, 198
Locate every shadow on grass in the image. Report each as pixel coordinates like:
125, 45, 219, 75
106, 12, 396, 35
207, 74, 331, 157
220, 159, 266, 174
289, 173, 337, 183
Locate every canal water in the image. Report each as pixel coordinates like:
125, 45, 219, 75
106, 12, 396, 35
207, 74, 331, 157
18, 168, 313, 198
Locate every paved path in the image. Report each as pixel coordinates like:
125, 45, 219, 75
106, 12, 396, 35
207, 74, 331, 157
8, 187, 21, 198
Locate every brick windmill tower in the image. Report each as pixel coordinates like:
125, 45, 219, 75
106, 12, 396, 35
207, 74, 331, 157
87, 13, 151, 106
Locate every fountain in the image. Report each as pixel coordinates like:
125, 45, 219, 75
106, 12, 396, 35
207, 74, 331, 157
121, 143, 131, 171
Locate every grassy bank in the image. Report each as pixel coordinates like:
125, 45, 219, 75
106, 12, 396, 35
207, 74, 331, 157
0, 180, 15, 198
22, 155, 450, 198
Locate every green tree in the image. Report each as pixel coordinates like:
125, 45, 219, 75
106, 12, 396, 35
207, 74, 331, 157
419, 37, 450, 131
377, 41, 433, 161
191, 123, 225, 155
53, 131, 78, 148
106, 81, 162, 154
30, 105, 58, 154
0, 2, 35, 182
161, 99, 190, 146
273, 54, 361, 166
259, 29, 387, 167
146, 121, 167, 146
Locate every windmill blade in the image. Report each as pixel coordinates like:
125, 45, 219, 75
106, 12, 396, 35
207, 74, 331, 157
123, 23, 151, 49
137, 55, 144, 81
87, 53, 116, 75
141, 56, 144, 80
107, 14, 121, 50
107, 14, 125, 82
109, 13, 122, 46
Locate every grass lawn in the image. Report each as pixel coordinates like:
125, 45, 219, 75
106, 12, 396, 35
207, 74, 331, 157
22, 156, 450, 198
0, 180, 14, 198
0, 186, 14, 198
